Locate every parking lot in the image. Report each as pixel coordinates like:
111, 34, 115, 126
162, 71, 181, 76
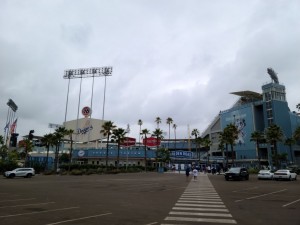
0, 172, 299, 225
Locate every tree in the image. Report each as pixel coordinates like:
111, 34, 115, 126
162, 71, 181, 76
219, 131, 229, 167
156, 148, 170, 165
100, 121, 117, 168
223, 124, 238, 165
64, 129, 74, 172
111, 128, 127, 169
173, 124, 177, 150
296, 103, 300, 111
52, 127, 69, 172
202, 137, 212, 165
191, 129, 200, 160
41, 133, 55, 170
155, 117, 161, 129
265, 124, 283, 168
294, 126, 300, 142
166, 117, 173, 149
152, 128, 164, 167
284, 137, 295, 164
137, 119, 143, 146
250, 131, 264, 169
19, 139, 34, 167
141, 128, 150, 171
0, 135, 8, 160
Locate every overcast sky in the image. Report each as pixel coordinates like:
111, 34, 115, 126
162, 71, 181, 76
1, 0, 300, 141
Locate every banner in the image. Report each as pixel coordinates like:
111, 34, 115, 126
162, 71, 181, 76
143, 137, 161, 147
121, 137, 136, 146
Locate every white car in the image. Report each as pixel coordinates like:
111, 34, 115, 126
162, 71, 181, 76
273, 169, 297, 181
4, 168, 35, 178
257, 170, 274, 180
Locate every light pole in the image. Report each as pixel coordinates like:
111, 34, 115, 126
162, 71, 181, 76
5, 99, 18, 147
63, 67, 112, 148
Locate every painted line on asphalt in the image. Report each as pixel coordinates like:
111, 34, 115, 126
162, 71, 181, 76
0, 202, 55, 208
170, 211, 232, 217
0, 206, 79, 218
235, 189, 287, 202
178, 200, 223, 204
0, 198, 36, 203
232, 186, 259, 193
144, 222, 158, 225
282, 198, 300, 207
165, 216, 237, 224
175, 203, 226, 208
179, 197, 222, 201
173, 206, 229, 212
45, 213, 112, 225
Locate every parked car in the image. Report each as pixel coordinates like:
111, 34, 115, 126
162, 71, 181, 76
4, 168, 35, 178
273, 169, 297, 181
257, 170, 274, 180
224, 167, 249, 181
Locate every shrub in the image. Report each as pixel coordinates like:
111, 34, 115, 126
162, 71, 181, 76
70, 169, 83, 175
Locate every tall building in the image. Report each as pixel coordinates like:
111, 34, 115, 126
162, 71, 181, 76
202, 69, 300, 167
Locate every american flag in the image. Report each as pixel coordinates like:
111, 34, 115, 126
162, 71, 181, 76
10, 118, 18, 134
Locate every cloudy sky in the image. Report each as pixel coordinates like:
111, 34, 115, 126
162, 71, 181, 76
1, 0, 300, 141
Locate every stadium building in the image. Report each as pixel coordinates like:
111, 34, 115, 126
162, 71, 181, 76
201, 69, 300, 168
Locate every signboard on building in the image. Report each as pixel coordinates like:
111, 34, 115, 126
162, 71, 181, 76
170, 151, 193, 159
142, 137, 161, 147
121, 137, 136, 146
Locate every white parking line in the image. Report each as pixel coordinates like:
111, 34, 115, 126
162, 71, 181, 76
0, 202, 55, 208
282, 198, 300, 207
235, 189, 287, 202
0, 206, 79, 218
165, 216, 237, 224
0, 198, 36, 203
45, 213, 112, 225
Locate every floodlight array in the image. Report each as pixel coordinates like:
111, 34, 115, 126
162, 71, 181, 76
64, 67, 113, 79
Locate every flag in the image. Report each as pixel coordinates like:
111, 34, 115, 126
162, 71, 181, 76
4, 122, 9, 131
10, 118, 18, 134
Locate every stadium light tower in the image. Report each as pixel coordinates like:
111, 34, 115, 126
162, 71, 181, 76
63, 67, 113, 146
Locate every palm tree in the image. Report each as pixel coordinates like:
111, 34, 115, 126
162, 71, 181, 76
155, 117, 161, 129
202, 137, 212, 165
152, 128, 164, 167
64, 129, 74, 172
53, 127, 68, 172
19, 139, 34, 167
173, 124, 177, 150
100, 121, 117, 168
141, 128, 150, 171
294, 126, 300, 142
166, 117, 173, 149
41, 133, 55, 170
223, 124, 238, 165
111, 128, 127, 169
0, 135, 4, 145
250, 131, 264, 169
284, 137, 295, 164
138, 119, 143, 146
219, 131, 229, 168
191, 129, 200, 160
265, 124, 283, 168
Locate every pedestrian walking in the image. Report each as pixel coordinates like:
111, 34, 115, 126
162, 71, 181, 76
192, 168, 198, 181
185, 167, 190, 181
